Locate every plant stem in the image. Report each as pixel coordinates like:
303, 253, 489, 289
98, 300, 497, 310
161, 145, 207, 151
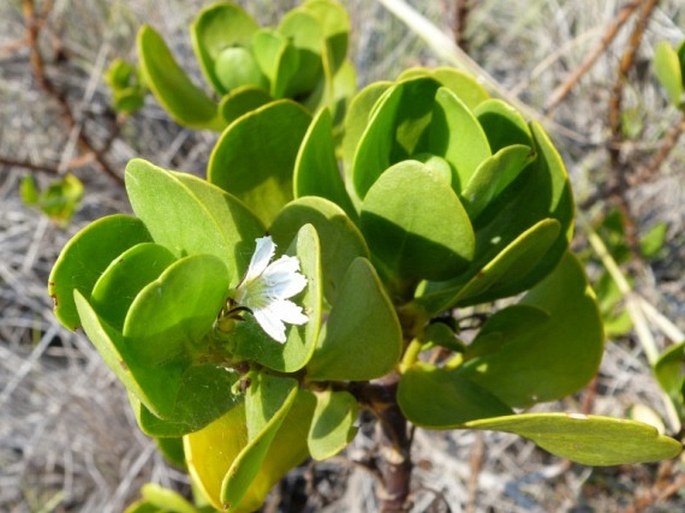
373, 373, 412, 512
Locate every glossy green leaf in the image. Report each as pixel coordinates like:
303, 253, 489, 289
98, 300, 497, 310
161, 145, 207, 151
341, 81, 392, 176
431, 67, 490, 110
229, 224, 323, 372
207, 100, 311, 225
465, 305, 549, 359
221, 373, 298, 510
420, 121, 574, 310
428, 87, 491, 192
420, 218, 561, 312
251, 29, 285, 83
639, 222, 668, 259
74, 291, 186, 419
307, 257, 402, 381
463, 413, 682, 466
171, 171, 266, 286
218, 85, 272, 125
360, 160, 475, 282
185, 402, 247, 511
126, 159, 234, 277
22, 173, 84, 227
19, 174, 39, 205
474, 98, 533, 152
137, 25, 223, 131
294, 108, 356, 218
301, 0, 350, 74
90, 242, 176, 331
654, 41, 684, 106
422, 322, 465, 353
49, 214, 151, 329
308, 390, 358, 460
277, 9, 323, 97
396, 67, 490, 111
270, 197, 369, 305
215, 47, 268, 93
459, 252, 604, 408
461, 144, 535, 219
654, 342, 685, 413
190, 2, 258, 95
123, 254, 229, 367
398, 362, 513, 428
124, 483, 199, 513
154, 437, 186, 469
233, 390, 316, 512
352, 77, 441, 198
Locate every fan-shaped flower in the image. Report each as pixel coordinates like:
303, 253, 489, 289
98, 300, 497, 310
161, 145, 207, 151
233, 236, 308, 343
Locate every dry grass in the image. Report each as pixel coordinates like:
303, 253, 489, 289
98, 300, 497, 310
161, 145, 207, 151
1, 0, 684, 512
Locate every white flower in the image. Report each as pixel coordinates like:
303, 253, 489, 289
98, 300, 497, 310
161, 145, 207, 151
234, 236, 308, 343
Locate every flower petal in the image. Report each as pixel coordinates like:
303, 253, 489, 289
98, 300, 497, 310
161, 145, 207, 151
253, 307, 287, 343
243, 236, 276, 282
270, 299, 309, 325
262, 255, 307, 298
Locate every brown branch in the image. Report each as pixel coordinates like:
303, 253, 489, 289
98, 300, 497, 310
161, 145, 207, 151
606, 0, 660, 251
629, 113, 685, 185
619, 470, 685, 513
545, 0, 642, 113
0, 156, 60, 176
464, 432, 484, 513
453, 0, 473, 53
21, 0, 123, 185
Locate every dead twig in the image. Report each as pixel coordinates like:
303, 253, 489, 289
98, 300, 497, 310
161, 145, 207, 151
453, 0, 473, 53
0, 157, 61, 176
464, 432, 484, 513
545, 0, 642, 113
629, 112, 685, 185
619, 471, 685, 513
606, 0, 660, 252
21, 0, 123, 185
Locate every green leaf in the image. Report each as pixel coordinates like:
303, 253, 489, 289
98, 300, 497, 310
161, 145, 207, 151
360, 160, 475, 282
19, 174, 39, 205
351, 77, 440, 198
301, 0, 350, 74
422, 322, 465, 353
90, 242, 176, 331
214, 47, 268, 93
141, 484, 197, 513
171, 171, 266, 286
154, 437, 186, 469
233, 390, 316, 512
398, 362, 513, 428
277, 9, 323, 98
185, 402, 247, 511
308, 389, 358, 460
126, 159, 237, 279
220, 373, 298, 510
294, 108, 356, 218
431, 67, 490, 110
428, 87, 491, 192
461, 144, 534, 220
341, 81, 392, 179
463, 413, 682, 466
465, 304, 550, 359
49, 214, 151, 329
459, 252, 604, 408
474, 98, 533, 152
218, 85, 272, 125
190, 2, 259, 95
123, 254, 229, 367
207, 100, 311, 225
137, 25, 223, 131
654, 41, 684, 107
307, 257, 402, 381
229, 224, 323, 373
270, 197, 369, 305
74, 291, 239, 428
396, 67, 490, 110
654, 342, 685, 414
419, 218, 561, 312
639, 222, 668, 259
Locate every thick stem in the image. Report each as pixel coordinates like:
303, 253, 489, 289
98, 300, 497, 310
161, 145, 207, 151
372, 373, 413, 513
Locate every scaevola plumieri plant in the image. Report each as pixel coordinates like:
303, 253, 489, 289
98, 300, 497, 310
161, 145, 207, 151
121, 0, 355, 132
52, 44, 681, 513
